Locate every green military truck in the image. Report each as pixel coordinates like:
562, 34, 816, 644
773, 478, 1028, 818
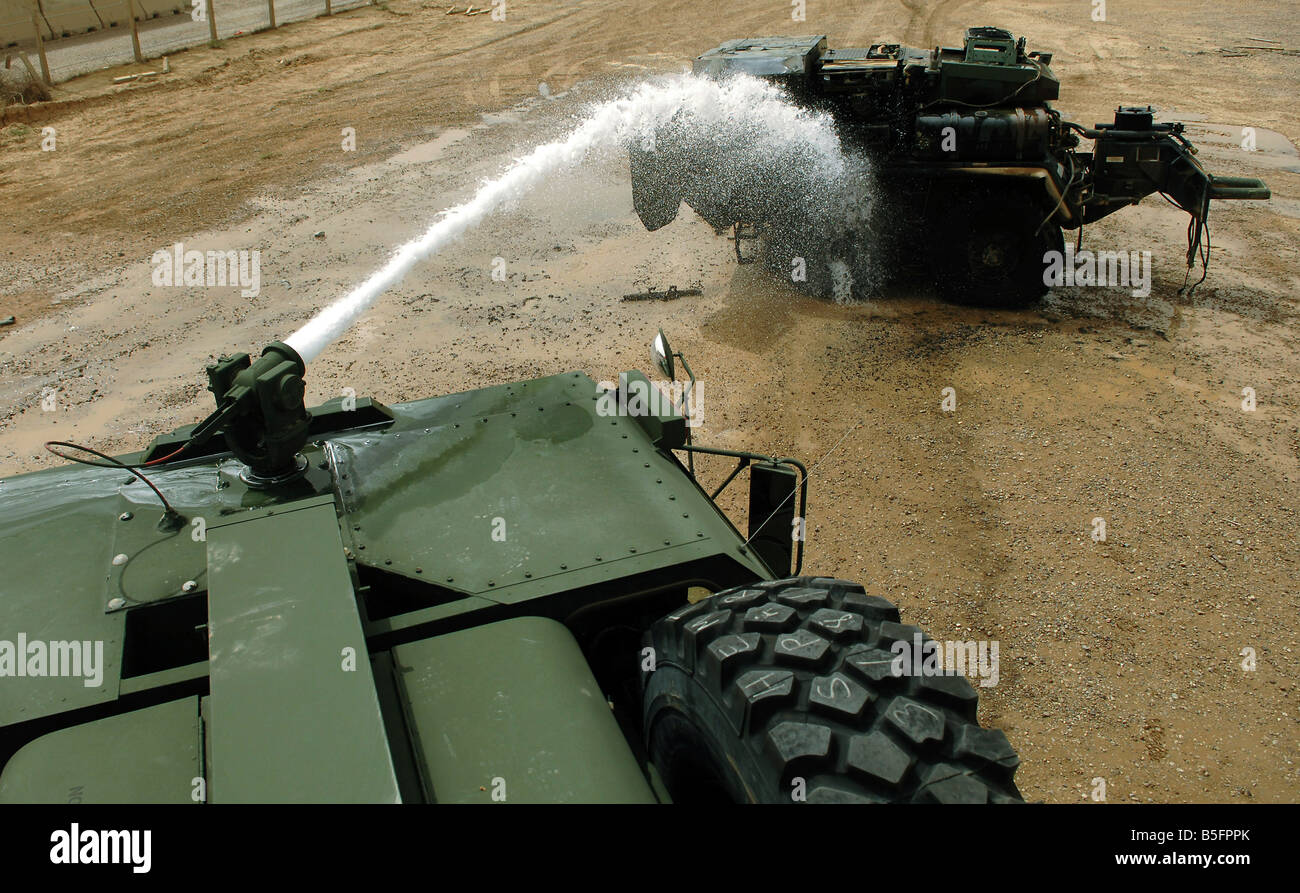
0, 334, 1020, 803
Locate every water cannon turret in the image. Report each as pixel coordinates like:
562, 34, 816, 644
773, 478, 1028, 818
197, 341, 312, 487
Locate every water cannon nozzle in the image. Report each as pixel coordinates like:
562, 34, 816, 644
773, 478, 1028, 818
203, 341, 312, 487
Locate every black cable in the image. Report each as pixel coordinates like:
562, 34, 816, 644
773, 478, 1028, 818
919, 62, 1045, 111
44, 441, 183, 520
1036, 150, 1076, 235
1158, 191, 1188, 212
1183, 214, 1211, 298
1127, 149, 1215, 290
38, 437, 192, 470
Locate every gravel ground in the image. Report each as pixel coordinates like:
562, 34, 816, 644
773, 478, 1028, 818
1, 0, 1297, 802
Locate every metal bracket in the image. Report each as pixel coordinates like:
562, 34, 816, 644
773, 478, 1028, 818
675, 444, 808, 575
732, 222, 760, 264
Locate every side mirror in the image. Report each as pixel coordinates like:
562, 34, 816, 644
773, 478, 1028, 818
651, 329, 675, 380
748, 462, 801, 576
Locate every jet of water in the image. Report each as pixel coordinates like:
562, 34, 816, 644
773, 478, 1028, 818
285, 73, 852, 363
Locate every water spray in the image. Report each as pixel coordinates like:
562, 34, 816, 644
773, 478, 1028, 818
148, 74, 854, 486
284, 73, 850, 363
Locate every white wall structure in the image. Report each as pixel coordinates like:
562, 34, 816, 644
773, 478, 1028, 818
2, 0, 190, 49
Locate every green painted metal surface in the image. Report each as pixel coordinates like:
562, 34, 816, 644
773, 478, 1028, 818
206, 499, 399, 803
393, 616, 656, 803
0, 369, 771, 801
336, 372, 767, 600
0, 467, 127, 727
0, 449, 334, 729
0, 697, 200, 803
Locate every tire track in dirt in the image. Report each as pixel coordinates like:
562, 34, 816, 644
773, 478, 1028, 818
3, 0, 1298, 804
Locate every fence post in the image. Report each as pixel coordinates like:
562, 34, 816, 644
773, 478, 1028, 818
266, 0, 275, 28
87, 0, 107, 29
29, 1, 51, 84
206, 0, 217, 43
126, 0, 144, 63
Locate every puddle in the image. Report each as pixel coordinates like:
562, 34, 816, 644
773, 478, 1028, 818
389, 128, 472, 164
1162, 119, 1300, 174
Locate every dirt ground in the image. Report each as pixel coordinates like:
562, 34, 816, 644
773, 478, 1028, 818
2, 0, 1298, 803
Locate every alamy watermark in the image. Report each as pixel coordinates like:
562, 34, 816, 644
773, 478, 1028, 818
891, 632, 999, 688
0, 635, 105, 687
151, 242, 261, 297
50, 824, 151, 873
1043, 245, 1151, 298
596, 372, 704, 428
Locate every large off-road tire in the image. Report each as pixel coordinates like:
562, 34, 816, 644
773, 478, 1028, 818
929, 189, 1063, 307
642, 576, 1023, 803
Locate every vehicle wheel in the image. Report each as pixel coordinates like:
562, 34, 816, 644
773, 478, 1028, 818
629, 146, 683, 231
641, 576, 1023, 803
930, 190, 1063, 307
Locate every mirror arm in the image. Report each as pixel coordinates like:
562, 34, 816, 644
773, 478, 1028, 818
709, 455, 751, 500
674, 446, 808, 575
674, 351, 697, 472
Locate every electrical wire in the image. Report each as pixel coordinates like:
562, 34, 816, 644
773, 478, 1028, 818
1035, 150, 1077, 235
1152, 185, 1211, 295
920, 62, 1045, 111
1127, 141, 1214, 296
39, 437, 191, 470
1180, 210, 1212, 298
44, 440, 182, 519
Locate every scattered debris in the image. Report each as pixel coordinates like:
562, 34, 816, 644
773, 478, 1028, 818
621, 285, 702, 302
112, 71, 158, 84
1215, 45, 1299, 56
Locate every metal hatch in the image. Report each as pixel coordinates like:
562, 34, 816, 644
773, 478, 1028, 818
205, 497, 400, 803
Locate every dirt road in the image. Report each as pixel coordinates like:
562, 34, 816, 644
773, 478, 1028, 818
1, 0, 1297, 802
